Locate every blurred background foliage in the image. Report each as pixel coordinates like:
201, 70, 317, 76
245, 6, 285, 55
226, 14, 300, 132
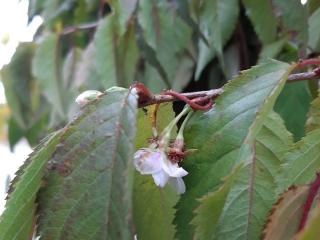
1, 0, 320, 148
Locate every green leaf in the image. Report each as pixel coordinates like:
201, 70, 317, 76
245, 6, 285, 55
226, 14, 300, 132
306, 93, 320, 133
93, 15, 120, 88
139, 62, 169, 92
0, 131, 62, 240
1, 43, 48, 148
134, 20, 171, 89
32, 33, 65, 119
297, 204, 320, 240
191, 166, 241, 240
138, 0, 192, 84
277, 42, 299, 63
223, 43, 240, 80
94, 15, 139, 88
242, 0, 278, 44
308, 78, 318, 99
214, 113, 294, 239
192, 111, 294, 240
172, 53, 195, 92
85, 0, 100, 12
42, 0, 76, 25
307, 0, 320, 14
195, 0, 239, 80
37, 89, 137, 239
262, 186, 309, 240
174, 59, 294, 239
8, 113, 49, 150
7, 118, 25, 149
118, 23, 140, 87
274, 82, 312, 141
135, 103, 176, 149
62, 47, 82, 90
28, 0, 45, 19
133, 174, 178, 240
61, 47, 83, 119
308, 7, 320, 51
73, 42, 104, 91
272, 0, 308, 48
133, 104, 179, 240
281, 129, 320, 187
1, 43, 37, 129
258, 39, 286, 63
114, 0, 138, 35
174, 0, 209, 46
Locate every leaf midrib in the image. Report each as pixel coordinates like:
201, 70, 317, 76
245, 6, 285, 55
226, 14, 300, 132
105, 90, 132, 237
54, 91, 133, 239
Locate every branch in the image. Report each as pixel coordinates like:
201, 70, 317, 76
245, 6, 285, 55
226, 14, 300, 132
297, 58, 320, 67
287, 67, 320, 83
61, 22, 99, 35
138, 89, 223, 108
136, 68, 320, 108
155, 89, 221, 107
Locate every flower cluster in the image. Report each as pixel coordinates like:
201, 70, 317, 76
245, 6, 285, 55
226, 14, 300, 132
75, 87, 195, 194
134, 148, 188, 194
133, 106, 192, 194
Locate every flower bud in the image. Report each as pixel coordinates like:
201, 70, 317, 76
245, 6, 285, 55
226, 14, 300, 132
75, 90, 102, 107
130, 82, 154, 105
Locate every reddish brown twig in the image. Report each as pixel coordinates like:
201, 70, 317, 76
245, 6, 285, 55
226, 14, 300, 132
134, 61, 320, 109
297, 58, 320, 68
191, 97, 213, 109
137, 88, 222, 108
161, 90, 213, 111
298, 172, 320, 232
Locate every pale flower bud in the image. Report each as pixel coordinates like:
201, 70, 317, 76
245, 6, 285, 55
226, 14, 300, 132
75, 90, 102, 107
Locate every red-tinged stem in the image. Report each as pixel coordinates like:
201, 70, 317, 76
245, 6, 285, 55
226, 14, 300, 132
298, 172, 320, 232
297, 58, 320, 68
161, 90, 213, 111
136, 62, 320, 109
138, 89, 222, 108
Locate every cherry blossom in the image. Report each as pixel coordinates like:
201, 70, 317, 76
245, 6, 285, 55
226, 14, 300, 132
134, 148, 188, 194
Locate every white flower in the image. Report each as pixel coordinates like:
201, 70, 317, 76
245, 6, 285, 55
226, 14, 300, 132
134, 148, 188, 194
75, 90, 102, 107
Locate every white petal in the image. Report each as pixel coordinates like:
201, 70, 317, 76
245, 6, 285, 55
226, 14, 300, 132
169, 177, 186, 194
161, 156, 188, 178
152, 170, 170, 187
133, 149, 162, 174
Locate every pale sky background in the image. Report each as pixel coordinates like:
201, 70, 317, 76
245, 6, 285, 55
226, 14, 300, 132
0, 0, 42, 212
0, 0, 309, 213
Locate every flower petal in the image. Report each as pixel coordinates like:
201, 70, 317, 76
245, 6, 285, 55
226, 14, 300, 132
152, 170, 170, 187
134, 149, 162, 174
161, 155, 188, 177
169, 177, 186, 194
